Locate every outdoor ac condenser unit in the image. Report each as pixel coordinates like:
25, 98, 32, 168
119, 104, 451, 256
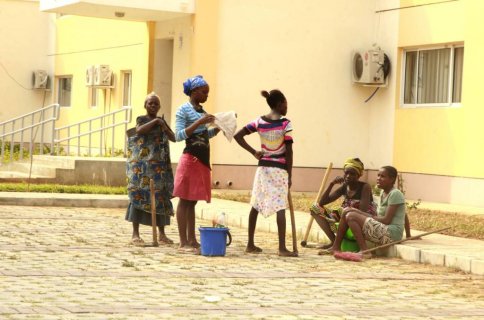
86, 65, 95, 86
94, 65, 113, 86
352, 49, 388, 85
32, 70, 49, 89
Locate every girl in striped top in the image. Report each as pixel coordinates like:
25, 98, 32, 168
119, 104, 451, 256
173, 75, 220, 253
234, 89, 296, 257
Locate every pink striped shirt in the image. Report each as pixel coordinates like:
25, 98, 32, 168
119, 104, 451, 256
245, 116, 293, 170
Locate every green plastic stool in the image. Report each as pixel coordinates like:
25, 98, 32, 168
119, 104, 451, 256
335, 223, 360, 252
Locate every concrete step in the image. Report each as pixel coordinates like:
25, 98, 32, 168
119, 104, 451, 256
0, 155, 128, 186
0, 170, 51, 179
31, 155, 77, 169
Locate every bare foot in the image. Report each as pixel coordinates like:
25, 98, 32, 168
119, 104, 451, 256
278, 248, 297, 257
158, 234, 174, 245
245, 245, 263, 254
188, 241, 200, 249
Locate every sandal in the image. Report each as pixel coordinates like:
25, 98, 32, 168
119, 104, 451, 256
245, 246, 263, 254
278, 250, 298, 257
158, 235, 174, 245
318, 249, 334, 256
129, 238, 145, 247
177, 247, 199, 255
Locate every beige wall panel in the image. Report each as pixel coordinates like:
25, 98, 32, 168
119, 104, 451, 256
0, 0, 55, 121
207, 0, 399, 171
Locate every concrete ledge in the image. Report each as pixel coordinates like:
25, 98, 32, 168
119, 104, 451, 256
395, 245, 421, 262
0, 192, 128, 208
471, 260, 484, 276
445, 254, 472, 273
421, 250, 445, 266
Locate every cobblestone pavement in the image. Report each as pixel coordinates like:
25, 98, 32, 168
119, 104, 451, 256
0, 206, 483, 319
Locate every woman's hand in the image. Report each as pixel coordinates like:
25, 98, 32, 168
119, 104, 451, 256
253, 150, 264, 160
197, 114, 216, 125
342, 207, 356, 215
332, 176, 344, 185
158, 118, 168, 131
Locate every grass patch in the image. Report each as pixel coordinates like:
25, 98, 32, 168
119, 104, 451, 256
212, 190, 484, 240
407, 209, 484, 240
0, 183, 126, 194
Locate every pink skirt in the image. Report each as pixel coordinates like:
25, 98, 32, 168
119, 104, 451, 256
173, 153, 211, 202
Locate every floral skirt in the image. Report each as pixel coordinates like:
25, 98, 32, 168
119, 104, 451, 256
125, 203, 170, 227
250, 166, 288, 218
173, 153, 211, 202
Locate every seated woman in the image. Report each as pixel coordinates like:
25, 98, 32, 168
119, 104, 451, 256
329, 165, 406, 259
310, 158, 375, 251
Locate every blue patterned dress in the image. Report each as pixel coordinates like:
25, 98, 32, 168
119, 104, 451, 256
125, 116, 174, 226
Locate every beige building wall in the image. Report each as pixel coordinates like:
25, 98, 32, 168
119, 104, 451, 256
392, 0, 484, 206
0, 0, 55, 121
189, 0, 399, 190
53, 15, 150, 154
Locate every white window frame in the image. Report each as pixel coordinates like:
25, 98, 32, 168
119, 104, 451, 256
56, 75, 73, 107
401, 44, 463, 108
121, 70, 132, 107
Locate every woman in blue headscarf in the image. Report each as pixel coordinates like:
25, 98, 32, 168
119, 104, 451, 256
173, 75, 220, 253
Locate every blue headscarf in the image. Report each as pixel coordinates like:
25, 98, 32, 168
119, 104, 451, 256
183, 75, 208, 96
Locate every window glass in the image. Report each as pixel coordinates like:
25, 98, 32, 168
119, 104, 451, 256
403, 46, 463, 107
417, 48, 450, 104
404, 51, 417, 104
58, 77, 72, 107
122, 71, 132, 107
453, 47, 464, 103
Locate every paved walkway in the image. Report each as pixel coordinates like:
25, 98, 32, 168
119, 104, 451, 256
1, 192, 483, 275
0, 204, 483, 319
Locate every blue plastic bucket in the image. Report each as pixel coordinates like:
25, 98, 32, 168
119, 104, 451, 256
199, 227, 232, 256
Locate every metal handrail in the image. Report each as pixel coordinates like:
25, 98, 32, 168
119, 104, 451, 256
0, 104, 60, 164
53, 106, 132, 157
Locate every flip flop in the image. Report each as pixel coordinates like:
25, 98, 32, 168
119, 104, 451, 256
158, 236, 174, 245
177, 247, 199, 255
245, 246, 263, 254
129, 238, 145, 247
320, 243, 334, 250
278, 250, 298, 257
318, 249, 333, 256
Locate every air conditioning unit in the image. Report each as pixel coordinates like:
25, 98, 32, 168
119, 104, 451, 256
93, 65, 113, 86
352, 49, 389, 85
86, 65, 95, 86
32, 70, 49, 89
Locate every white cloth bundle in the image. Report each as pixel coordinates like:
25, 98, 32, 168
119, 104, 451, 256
212, 111, 237, 142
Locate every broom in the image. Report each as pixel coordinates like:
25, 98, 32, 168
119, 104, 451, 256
149, 179, 159, 247
301, 162, 333, 247
287, 191, 298, 257
333, 227, 451, 262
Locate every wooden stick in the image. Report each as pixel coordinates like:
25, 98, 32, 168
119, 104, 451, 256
361, 227, 451, 254
301, 162, 333, 246
150, 179, 158, 247
287, 191, 298, 256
